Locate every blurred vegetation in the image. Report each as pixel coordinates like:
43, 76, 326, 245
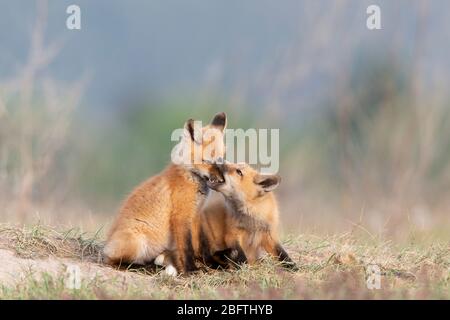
59, 56, 450, 221
67, 100, 259, 209
3, 54, 449, 234
1, 1, 449, 234
284, 56, 450, 205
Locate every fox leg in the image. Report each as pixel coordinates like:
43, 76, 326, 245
170, 220, 198, 274
196, 228, 226, 269
234, 243, 248, 264
202, 250, 226, 269
262, 234, 298, 271
210, 249, 232, 267
154, 251, 179, 276
214, 244, 247, 266
223, 232, 247, 266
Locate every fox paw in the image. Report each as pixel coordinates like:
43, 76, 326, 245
154, 254, 165, 266
164, 264, 178, 277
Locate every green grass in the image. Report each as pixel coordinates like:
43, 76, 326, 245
0, 224, 448, 299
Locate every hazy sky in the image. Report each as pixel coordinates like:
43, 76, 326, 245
1, 0, 450, 116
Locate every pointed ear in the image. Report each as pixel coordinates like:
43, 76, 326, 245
184, 119, 195, 141
253, 174, 281, 192
210, 112, 227, 132
183, 119, 201, 143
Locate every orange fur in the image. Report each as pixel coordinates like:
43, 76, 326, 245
195, 163, 297, 270
103, 113, 226, 274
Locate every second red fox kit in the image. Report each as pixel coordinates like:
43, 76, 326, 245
103, 113, 227, 274
201, 161, 297, 270
157, 161, 297, 273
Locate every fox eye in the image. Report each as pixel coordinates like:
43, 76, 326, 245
236, 169, 243, 177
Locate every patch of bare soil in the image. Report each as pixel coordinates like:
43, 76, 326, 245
0, 225, 155, 289
0, 248, 152, 288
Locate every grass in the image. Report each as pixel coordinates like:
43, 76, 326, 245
0, 223, 448, 299
0, 223, 103, 261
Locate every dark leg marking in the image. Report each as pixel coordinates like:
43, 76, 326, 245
215, 244, 247, 267
183, 231, 199, 273
234, 243, 247, 265
275, 244, 299, 271
199, 229, 222, 269
212, 249, 235, 268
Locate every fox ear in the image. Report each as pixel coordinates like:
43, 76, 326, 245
253, 174, 281, 192
210, 112, 227, 132
184, 119, 201, 143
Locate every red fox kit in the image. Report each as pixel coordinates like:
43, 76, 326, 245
199, 162, 297, 270
103, 113, 226, 274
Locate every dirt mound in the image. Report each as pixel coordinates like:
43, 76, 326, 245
0, 224, 155, 290
0, 248, 152, 288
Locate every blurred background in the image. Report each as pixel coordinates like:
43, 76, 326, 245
0, 0, 449, 239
